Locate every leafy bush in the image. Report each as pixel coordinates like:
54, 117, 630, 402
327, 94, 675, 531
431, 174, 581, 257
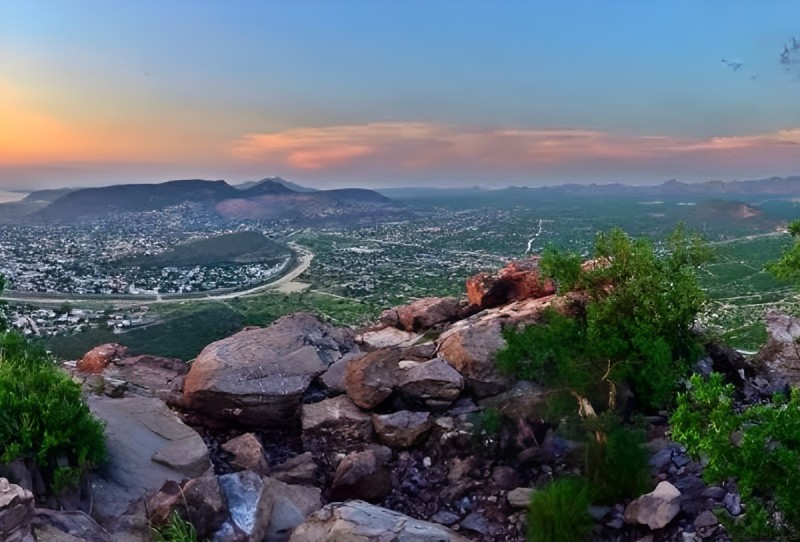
0, 331, 105, 489
527, 477, 593, 542
584, 417, 651, 504
500, 224, 711, 411
671, 373, 800, 538
766, 219, 800, 283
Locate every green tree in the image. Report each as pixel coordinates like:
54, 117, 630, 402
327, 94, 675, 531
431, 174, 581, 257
500, 224, 712, 411
766, 219, 800, 283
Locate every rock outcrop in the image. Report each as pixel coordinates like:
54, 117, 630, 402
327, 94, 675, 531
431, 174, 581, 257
77, 343, 128, 373
183, 313, 358, 427
0, 478, 34, 542
466, 258, 555, 310
380, 296, 464, 332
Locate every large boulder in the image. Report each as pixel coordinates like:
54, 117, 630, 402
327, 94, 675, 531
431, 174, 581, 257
87, 395, 211, 525
380, 297, 464, 332
478, 380, 548, 420
466, 258, 555, 310
103, 355, 188, 399
437, 295, 575, 397
289, 501, 469, 542
31, 509, 112, 542
77, 343, 128, 373
301, 395, 373, 453
345, 348, 404, 409
183, 313, 358, 427
0, 478, 34, 542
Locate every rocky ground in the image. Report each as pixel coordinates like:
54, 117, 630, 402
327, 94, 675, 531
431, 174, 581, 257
2, 258, 799, 541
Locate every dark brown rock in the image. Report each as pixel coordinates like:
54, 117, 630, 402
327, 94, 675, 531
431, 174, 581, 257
372, 411, 433, 448
183, 313, 358, 428
345, 348, 403, 409
301, 395, 373, 453
466, 258, 555, 310
272, 453, 319, 486
330, 447, 393, 503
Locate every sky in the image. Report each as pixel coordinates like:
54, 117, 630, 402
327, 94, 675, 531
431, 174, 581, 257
1, 1, 800, 191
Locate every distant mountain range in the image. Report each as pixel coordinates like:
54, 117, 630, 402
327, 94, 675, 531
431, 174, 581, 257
0, 179, 403, 225
378, 176, 800, 199
236, 177, 318, 193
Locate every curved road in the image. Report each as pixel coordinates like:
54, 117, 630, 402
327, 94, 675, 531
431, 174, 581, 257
1, 242, 314, 306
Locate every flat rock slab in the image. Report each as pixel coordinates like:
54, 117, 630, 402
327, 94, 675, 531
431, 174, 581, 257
87, 395, 211, 525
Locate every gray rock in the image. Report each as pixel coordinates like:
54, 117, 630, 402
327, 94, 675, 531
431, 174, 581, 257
222, 433, 270, 475
372, 411, 433, 448
0, 478, 34, 542
356, 327, 423, 349
301, 394, 373, 453
478, 380, 547, 420
218, 471, 274, 542
397, 358, 464, 409
724, 492, 742, 516
87, 395, 211, 526
181, 475, 229, 539
624, 481, 681, 530
289, 501, 470, 542
31, 509, 113, 541
108, 515, 152, 542
460, 512, 490, 535
330, 447, 393, 503
263, 478, 322, 542
430, 510, 461, 526
271, 453, 318, 486
694, 510, 719, 539
507, 487, 534, 509
183, 313, 358, 427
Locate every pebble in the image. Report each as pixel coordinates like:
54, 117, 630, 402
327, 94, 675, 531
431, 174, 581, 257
422, 456, 432, 468
724, 492, 742, 516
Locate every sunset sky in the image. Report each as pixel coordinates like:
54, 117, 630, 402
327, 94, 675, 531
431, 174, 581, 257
1, 1, 800, 190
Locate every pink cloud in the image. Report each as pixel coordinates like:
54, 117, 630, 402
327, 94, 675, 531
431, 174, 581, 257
230, 122, 800, 175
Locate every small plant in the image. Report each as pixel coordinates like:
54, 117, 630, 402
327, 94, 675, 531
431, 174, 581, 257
584, 417, 651, 504
671, 372, 800, 539
470, 407, 505, 451
153, 511, 198, 542
527, 477, 593, 542
0, 330, 105, 490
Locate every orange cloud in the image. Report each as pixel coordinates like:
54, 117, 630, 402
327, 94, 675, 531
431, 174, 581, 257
231, 122, 800, 172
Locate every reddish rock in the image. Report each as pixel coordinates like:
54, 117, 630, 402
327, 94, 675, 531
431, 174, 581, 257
380, 297, 464, 332
466, 258, 555, 310
77, 343, 128, 374
222, 433, 270, 476
106, 355, 188, 398
344, 348, 404, 409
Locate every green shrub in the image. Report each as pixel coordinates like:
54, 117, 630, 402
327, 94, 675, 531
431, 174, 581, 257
540, 244, 583, 292
499, 224, 711, 411
527, 477, 593, 542
153, 511, 198, 542
0, 331, 105, 489
469, 407, 505, 452
584, 419, 651, 504
671, 373, 800, 539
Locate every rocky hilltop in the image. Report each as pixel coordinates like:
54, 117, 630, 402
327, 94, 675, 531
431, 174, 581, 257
3, 257, 798, 541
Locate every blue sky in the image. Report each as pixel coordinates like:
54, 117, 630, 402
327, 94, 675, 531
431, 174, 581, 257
1, 1, 799, 189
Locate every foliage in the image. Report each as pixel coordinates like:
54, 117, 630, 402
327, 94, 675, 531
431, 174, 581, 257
540, 245, 583, 292
671, 373, 800, 539
584, 416, 652, 504
767, 219, 800, 284
153, 512, 198, 542
499, 224, 712, 410
527, 477, 593, 542
0, 330, 105, 489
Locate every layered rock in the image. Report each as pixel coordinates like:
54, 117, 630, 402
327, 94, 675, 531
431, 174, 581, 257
289, 500, 470, 542
466, 258, 555, 310
397, 358, 464, 409
0, 478, 34, 542
345, 348, 403, 409
87, 395, 211, 525
183, 313, 358, 427
301, 395, 373, 453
